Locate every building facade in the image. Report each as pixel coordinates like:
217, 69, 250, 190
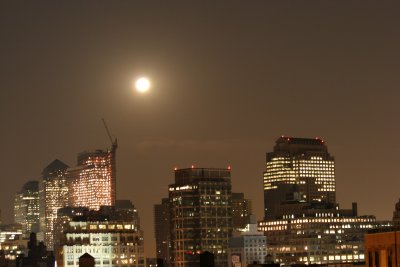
39, 159, 70, 250
0, 224, 28, 262
57, 206, 145, 267
169, 167, 232, 267
258, 201, 385, 265
231, 193, 252, 231
228, 218, 267, 267
68, 149, 116, 210
365, 229, 400, 267
259, 137, 386, 265
154, 198, 170, 266
263, 136, 335, 219
14, 180, 40, 237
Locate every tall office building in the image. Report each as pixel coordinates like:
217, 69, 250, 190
231, 193, 252, 230
263, 136, 335, 219
39, 159, 70, 250
259, 137, 384, 265
154, 198, 170, 266
169, 167, 232, 267
68, 148, 116, 210
14, 181, 40, 238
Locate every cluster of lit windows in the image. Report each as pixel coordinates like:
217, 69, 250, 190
258, 216, 377, 265
14, 187, 40, 238
264, 157, 297, 190
264, 154, 335, 204
41, 174, 69, 249
70, 151, 114, 211
0, 228, 26, 261
63, 221, 145, 267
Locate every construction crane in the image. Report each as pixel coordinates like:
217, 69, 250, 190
102, 118, 118, 151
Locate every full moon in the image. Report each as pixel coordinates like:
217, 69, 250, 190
135, 77, 151, 93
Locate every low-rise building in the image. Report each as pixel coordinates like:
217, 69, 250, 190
228, 217, 267, 267
365, 229, 400, 267
56, 203, 145, 267
258, 202, 387, 265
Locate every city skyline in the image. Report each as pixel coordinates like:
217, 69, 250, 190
1, 1, 400, 258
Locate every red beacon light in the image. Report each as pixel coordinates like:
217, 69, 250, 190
315, 137, 324, 143
227, 166, 231, 170
191, 165, 195, 169
174, 167, 178, 171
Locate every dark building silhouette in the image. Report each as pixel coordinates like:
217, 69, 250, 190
154, 198, 170, 267
16, 232, 55, 267
231, 193, 252, 230
246, 264, 279, 267
199, 251, 214, 267
156, 258, 165, 267
78, 253, 94, 267
393, 198, 400, 229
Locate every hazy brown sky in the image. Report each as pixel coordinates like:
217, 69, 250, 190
1, 1, 400, 257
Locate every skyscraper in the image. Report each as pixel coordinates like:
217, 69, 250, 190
263, 136, 335, 219
68, 148, 116, 210
154, 198, 170, 266
169, 167, 232, 267
259, 137, 384, 265
39, 159, 69, 250
14, 181, 40, 238
231, 193, 252, 231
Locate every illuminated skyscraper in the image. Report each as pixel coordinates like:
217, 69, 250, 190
259, 137, 386, 265
14, 181, 40, 238
263, 136, 335, 219
68, 148, 116, 210
169, 167, 232, 267
39, 159, 69, 250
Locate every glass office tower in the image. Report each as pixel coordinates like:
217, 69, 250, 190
169, 168, 232, 267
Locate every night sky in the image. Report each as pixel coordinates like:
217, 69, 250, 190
1, 2, 400, 257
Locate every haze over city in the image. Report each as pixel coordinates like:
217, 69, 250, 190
1, 1, 400, 258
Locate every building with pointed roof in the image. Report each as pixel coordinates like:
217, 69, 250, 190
14, 180, 40, 238
39, 159, 70, 250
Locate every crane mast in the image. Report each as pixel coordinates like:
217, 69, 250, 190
102, 118, 118, 150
